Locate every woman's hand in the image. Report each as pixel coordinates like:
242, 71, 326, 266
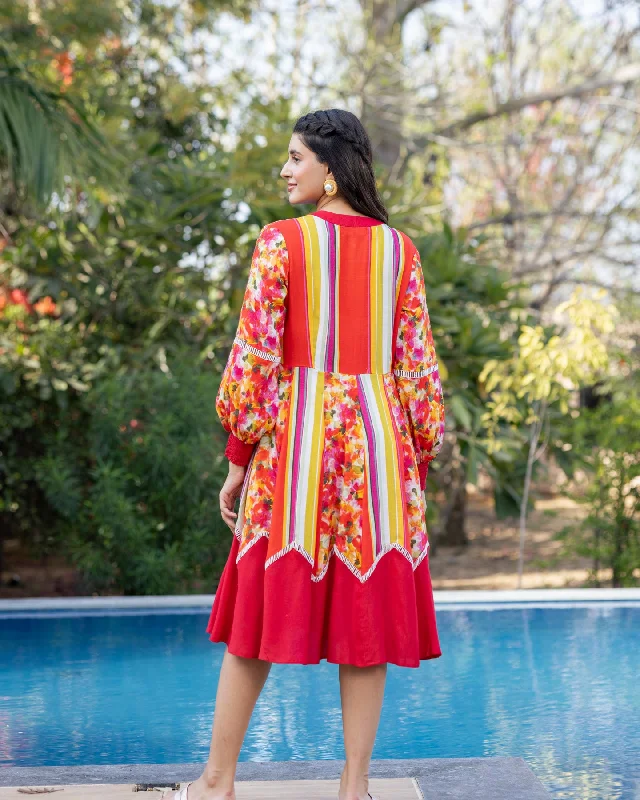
219, 462, 247, 531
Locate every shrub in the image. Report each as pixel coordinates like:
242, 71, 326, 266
33, 357, 233, 595
553, 391, 640, 587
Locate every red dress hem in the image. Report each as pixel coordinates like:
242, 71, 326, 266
205, 534, 442, 669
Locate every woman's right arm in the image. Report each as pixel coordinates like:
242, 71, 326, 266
392, 247, 445, 491
216, 223, 289, 466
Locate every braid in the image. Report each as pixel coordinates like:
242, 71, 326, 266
297, 110, 373, 166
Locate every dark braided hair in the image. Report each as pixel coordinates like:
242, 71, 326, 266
293, 109, 389, 224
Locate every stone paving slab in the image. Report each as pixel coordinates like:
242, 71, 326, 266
0, 758, 550, 799
0, 778, 419, 799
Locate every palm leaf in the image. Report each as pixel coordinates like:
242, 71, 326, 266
0, 42, 117, 206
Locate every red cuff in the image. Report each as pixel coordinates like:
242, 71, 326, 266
224, 432, 255, 466
418, 461, 429, 492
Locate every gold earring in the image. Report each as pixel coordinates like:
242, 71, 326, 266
324, 179, 338, 196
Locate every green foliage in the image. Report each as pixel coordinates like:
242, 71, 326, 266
33, 358, 231, 594
417, 223, 524, 494
477, 288, 617, 527
0, 1, 282, 593
552, 389, 640, 587
480, 288, 616, 431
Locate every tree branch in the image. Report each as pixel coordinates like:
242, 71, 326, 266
409, 62, 640, 149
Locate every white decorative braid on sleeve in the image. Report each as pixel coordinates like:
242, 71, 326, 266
394, 364, 438, 379
235, 336, 281, 363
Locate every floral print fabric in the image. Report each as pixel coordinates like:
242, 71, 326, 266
215, 224, 289, 444
393, 249, 446, 468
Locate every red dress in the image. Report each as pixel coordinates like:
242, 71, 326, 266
206, 209, 445, 667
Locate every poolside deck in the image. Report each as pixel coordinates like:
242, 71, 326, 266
0, 757, 551, 799
0, 778, 419, 798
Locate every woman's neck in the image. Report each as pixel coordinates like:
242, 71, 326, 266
314, 201, 367, 217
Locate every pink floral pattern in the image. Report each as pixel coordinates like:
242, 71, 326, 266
231, 369, 430, 576
384, 374, 429, 559
234, 368, 293, 558
215, 224, 289, 444
216, 224, 445, 581
315, 373, 367, 579
393, 249, 445, 468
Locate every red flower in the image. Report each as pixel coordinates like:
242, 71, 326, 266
10, 288, 33, 312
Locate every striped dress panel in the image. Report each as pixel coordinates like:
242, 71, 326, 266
369, 224, 405, 374
265, 365, 324, 570
295, 215, 405, 374
357, 373, 405, 555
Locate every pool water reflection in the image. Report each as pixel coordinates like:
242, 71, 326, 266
1, 604, 638, 799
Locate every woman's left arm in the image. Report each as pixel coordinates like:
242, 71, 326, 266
216, 223, 289, 467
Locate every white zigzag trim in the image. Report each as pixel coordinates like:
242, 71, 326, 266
235, 336, 280, 363
257, 540, 429, 584
263, 541, 314, 570
236, 530, 270, 563
310, 540, 430, 584
394, 364, 438, 379
233, 530, 431, 582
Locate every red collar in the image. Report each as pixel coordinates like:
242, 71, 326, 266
310, 209, 384, 227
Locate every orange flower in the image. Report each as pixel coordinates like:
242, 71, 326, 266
34, 296, 58, 316
52, 52, 74, 87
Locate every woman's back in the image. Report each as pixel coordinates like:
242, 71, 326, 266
209, 207, 445, 666
281, 209, 408, 375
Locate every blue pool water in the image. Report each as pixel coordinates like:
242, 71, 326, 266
1, 603, 638, 799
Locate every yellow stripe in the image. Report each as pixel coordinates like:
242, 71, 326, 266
303, 371, 325, 558
395, 232, 406, 307
370, 227, 378, 371
300, 216, 321, 367
282, 368, 300, 546
375, 226, 385, 372
371, 374, 404, 547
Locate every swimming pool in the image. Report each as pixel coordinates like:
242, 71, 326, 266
1, 591, 638, 799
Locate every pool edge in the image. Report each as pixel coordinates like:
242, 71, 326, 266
1, 587, 639, 612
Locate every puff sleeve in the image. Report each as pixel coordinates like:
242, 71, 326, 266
216, 223, 289, 466
393, 248, 445, 491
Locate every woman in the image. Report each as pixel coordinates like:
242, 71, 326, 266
164, 109, 445, 800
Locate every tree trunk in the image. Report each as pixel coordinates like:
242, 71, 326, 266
438, 464, 469, 548
357, 0, 435, 171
